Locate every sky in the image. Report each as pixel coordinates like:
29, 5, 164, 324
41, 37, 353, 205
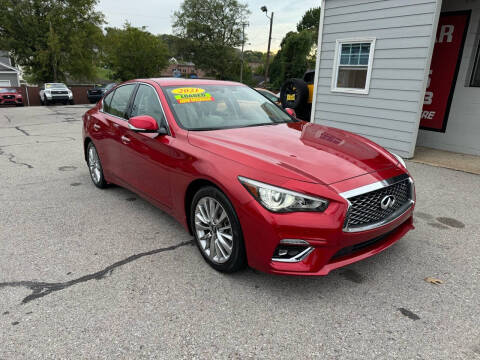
96, 0, 320, 52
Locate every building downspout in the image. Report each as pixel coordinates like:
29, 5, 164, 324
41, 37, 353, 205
310, 0, 326, 123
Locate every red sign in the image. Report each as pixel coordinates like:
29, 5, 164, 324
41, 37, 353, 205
420, 11, 470, 132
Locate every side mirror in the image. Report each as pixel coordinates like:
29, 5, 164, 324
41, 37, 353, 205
285, 108, 297, 118
128, 115, 164, 134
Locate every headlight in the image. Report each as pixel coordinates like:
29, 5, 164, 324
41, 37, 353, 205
391, 152, 406, 168
238, 176, 329, 213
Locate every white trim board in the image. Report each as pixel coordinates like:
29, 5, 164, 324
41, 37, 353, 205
310, 0, 326, 123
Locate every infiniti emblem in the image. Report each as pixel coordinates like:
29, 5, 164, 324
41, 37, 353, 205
380, 195, 396, 210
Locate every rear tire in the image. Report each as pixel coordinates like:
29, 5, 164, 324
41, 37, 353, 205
87, 142, 107, 189
191, 187, 247, 273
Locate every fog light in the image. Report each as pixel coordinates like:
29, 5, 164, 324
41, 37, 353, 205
272, 241, 314, 263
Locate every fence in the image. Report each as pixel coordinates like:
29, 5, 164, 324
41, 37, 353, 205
12, 85, 94, 106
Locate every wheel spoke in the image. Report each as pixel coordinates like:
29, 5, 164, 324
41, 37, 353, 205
218, 231, 232, 241
215, 239, 228, 258
216, 209, 227, 224
216, 233, 232, 254
195, 212, 208, 225
194, 222, 209, 230
209, 236, 216, 259
198, 204, 210, 223
209, 199, 216, 222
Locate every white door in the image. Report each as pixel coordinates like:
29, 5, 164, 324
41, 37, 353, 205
0, 80, 11, 87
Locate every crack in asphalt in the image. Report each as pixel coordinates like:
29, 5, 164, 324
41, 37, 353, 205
0, 148, 34, 169
0, 240, 194, 304
14, 126, 30, 136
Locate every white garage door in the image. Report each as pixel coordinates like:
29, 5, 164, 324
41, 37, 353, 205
0, 80, 11, 87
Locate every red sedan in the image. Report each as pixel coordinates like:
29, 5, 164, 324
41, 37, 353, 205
82, 79, 415, 275
0, 87, 23, 106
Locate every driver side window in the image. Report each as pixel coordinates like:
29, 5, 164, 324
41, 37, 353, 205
130, 84, 166, 126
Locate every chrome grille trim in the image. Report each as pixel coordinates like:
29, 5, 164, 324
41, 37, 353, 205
340, 174, 414, 233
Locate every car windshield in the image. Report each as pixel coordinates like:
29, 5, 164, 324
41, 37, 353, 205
46, 83, 67, 89
163, 85, 294, 131
0, 88, 17, 93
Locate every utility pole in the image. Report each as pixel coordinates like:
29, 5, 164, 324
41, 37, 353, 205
261, 6, 273, 88
240, 22, 247, 83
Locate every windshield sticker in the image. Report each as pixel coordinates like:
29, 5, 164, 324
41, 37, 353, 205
172, 87, 215, 104
46, 84, 52, 88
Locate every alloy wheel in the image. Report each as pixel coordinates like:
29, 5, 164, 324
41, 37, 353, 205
194, 196, 234, 264
88, 146, 102, 184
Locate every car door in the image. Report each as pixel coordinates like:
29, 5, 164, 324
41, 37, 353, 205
121, 83, 174, 208
90, 83, 137, 183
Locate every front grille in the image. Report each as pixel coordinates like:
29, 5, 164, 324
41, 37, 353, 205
344, 176, 412, 231
52, 90, 68, 94
2, 95, 14, 99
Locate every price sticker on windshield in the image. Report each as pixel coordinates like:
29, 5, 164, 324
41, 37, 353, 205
172, 87, 215, 104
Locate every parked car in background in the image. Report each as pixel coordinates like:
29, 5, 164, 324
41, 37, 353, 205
83, 79, 414, 276
87, 83, 116, 104
254, 87, 281, 106
0, 87, 23, 106
39, 83, 74, 105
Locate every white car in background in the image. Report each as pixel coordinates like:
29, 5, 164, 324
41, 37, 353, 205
39, 83, 74, 105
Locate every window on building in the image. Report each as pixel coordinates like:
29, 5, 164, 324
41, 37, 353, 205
331, 38, 376, 94
470, 39, 480, 87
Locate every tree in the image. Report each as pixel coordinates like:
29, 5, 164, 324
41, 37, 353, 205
0, 0, 104, 83
104, 23, 169, 81
172, 0, 250, 79
269, 30, 314, 89
158, 34, 182, 59
297, 6, 321, 42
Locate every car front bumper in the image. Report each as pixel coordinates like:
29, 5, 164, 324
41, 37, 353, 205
0, 96, 22, 105
236, 168, 415, 276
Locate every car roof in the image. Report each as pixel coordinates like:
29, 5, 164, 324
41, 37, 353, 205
136, 78, 243, 87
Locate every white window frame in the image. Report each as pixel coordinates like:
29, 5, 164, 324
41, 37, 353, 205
331, 38, 376, 95
0, 80, 12, 86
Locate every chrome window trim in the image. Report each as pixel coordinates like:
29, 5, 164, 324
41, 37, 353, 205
100, 82, 172, 136
340, 174, 414, 233
271, 247, 314, 263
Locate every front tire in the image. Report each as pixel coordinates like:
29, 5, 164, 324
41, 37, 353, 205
191, 187, 246, 273
87, 142, 107, 189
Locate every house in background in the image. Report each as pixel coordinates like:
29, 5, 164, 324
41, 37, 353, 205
312, 0, 480, 157
0, 51, 20, 87
161, 57, 206, 78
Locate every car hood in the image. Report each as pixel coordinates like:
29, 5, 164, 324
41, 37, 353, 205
1, 92, 19, 96
188, 122, 398, 185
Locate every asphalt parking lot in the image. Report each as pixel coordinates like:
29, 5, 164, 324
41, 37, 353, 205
1, 105, 479, 359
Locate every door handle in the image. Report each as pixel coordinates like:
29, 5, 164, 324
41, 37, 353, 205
121, 135, 131, 144
93, 124, 100, 131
